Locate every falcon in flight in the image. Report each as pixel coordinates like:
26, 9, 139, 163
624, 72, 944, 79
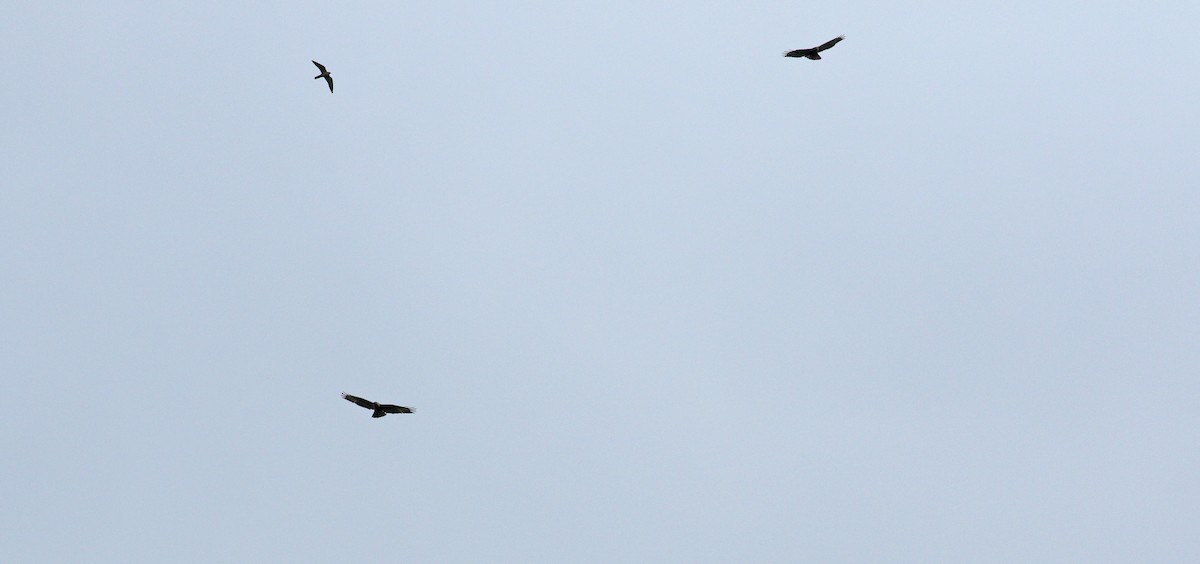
312, 60, 333, 92
342, 393, 414, 418
783, 35, 845, 60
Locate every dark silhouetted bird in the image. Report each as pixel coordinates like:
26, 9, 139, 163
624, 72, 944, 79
342, 393, 413, 418
312, 60, 333, 92
783, 36, 845, 60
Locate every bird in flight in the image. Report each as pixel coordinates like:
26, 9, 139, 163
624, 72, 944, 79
312, 60, 333, 92
342, 393, 413, 418
783, 35, 845, 60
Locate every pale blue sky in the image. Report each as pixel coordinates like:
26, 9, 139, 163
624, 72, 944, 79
3, 1, 1199, 562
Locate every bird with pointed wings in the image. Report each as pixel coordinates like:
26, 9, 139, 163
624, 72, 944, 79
312, 60, 333, 92
342, 393, 413, 418
783, 35, 845, 60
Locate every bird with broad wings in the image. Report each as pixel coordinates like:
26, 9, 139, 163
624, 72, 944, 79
342, 393, 413, 418
784, 35, 845, 60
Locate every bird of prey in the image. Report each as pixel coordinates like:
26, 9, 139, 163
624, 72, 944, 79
783, 35, 845, 60
342, 393, 413, 417
312, 60, 333, 92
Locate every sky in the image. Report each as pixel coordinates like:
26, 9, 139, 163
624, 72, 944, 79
3, 1, 1199, 562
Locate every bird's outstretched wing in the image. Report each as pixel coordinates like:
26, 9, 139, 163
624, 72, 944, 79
312, 60, 328, 73
342, 393, 375, 409
816, 35, 845, 52
379, 404, 414, 414
783, 47, 815, 57
323, 75, 333, 92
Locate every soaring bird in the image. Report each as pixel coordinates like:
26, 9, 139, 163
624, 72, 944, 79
312, 60, 333, 92
342, 393, 413, 418
783, 35, 845, 60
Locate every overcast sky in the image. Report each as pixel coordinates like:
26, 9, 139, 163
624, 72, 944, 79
3, 1, 1199, 562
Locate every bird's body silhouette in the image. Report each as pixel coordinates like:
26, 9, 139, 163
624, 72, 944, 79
312, 60, 333, 92
784, 35, 845, 60
342, 393, 413, 417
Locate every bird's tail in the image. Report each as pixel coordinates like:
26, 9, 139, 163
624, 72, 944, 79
372, 410, 386, 418
314, 75, 322, 80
